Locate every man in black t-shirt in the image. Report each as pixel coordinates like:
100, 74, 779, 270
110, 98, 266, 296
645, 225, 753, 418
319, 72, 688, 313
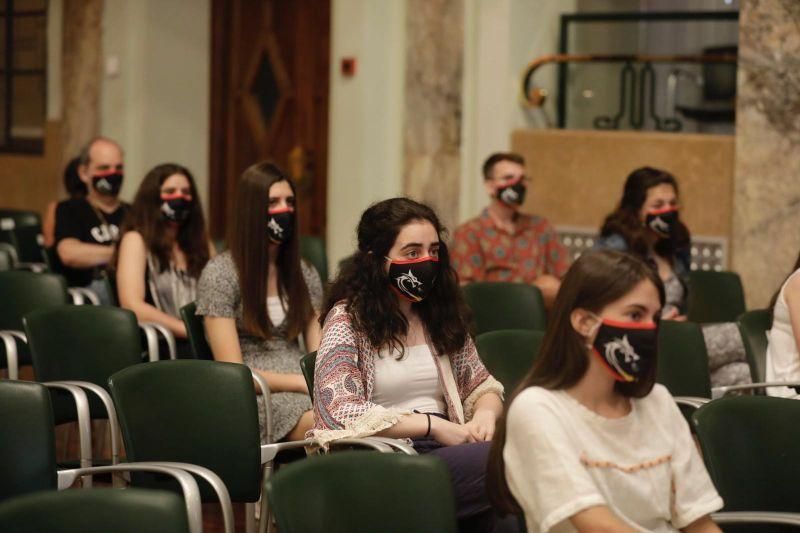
55, 137, 129, 304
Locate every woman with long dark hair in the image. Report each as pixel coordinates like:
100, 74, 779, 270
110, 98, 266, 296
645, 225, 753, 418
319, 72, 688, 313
488, 250, 722, 532
310, 198, 507, 532
596, 167, 690, 319
766, 250, 800, 397
196, 162, 321, 442
116, 163, 213, 356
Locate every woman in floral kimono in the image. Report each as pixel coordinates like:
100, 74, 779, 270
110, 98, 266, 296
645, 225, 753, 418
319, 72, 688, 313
309, 197, 509, 533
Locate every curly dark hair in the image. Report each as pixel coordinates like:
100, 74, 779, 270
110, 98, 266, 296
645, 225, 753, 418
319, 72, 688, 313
599, 166, 691, 261
321, 197, 472, 357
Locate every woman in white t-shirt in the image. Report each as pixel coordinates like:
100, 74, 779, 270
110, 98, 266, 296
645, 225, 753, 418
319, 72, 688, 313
766, 252, 800, 397
488, 250, 723, 533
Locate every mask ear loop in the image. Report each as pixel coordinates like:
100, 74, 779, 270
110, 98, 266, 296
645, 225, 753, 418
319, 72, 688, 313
584, 312, 603, 350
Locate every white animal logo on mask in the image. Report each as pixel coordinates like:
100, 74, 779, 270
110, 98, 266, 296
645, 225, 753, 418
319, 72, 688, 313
395, 269, 422, 298
650, 216, 670, 234
604, 335, 639, 375
268, 217, 283, 237
500, 188, 519, 204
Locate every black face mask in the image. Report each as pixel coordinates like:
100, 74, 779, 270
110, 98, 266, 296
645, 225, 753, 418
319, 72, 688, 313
590, 317, 658, 383
92, 171, 124, 196
386, 256, 440, 303
267, 208, 294, 244
645, 207, 679, 238
496, 180, 527, 206
160, 194, 193, 223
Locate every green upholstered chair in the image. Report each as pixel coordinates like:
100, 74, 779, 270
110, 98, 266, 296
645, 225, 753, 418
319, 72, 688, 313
737, 309, 771, 384
462, 282, 546, 335
300, 235, 329, 283
0, 379, 231, 533
266, 451, 457, 533
24, 305, 147, 475
0, 271, 70, 379
0, 209, 45, 267
0, 489, 191, 533
475, 329, 544, 392
687, 270, 746, 324
656, 320, 712, 399
179, 302, 214, 360
300, 351, 317, 400
692, 396, 800, 531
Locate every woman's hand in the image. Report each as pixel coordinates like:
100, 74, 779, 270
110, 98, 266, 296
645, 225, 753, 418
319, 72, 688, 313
430, 417, 477, 446
464, 409, 497, 441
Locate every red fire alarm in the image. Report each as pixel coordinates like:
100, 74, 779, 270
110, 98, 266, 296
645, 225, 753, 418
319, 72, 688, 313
341, 57, 356, 77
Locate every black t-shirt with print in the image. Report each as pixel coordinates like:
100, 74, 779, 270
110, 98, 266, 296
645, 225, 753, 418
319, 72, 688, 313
54, 197, 129, 287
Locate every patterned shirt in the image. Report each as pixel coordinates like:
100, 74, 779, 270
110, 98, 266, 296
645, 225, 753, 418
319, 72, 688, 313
451, 209, 569, 284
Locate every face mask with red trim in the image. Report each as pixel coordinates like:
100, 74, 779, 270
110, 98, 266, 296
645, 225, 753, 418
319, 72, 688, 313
92, 170, 124, 196
589, 315, 658, 383
267, 207, 294, 244
386, 256, 440, 303
645, 207, 679, 238
160, 193, 193, 223
496, 178, 527, 206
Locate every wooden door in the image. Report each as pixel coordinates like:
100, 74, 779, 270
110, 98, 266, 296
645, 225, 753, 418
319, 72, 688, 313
210, 0, 330, 239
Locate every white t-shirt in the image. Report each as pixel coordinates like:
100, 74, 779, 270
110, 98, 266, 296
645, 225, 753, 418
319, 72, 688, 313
267, 296, 286, 326
504, 384, 722, 533
372, 344, 446, 414
766, 269, 800, 398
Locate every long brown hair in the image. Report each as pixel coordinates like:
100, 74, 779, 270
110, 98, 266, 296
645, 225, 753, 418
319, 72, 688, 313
487, 250, 664, 515
600, 167, 691, 261
321, 198, 472, 357
229, 162, 313, 340
117, 163, 210, 278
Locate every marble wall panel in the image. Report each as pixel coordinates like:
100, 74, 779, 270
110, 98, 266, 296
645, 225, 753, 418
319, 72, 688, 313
733, 0, 800, 307
403, 0, 463, 232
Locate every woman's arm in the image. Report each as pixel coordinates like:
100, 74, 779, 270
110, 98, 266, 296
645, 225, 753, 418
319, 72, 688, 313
42, 201, 57, 248
304, 312, 321, 352
465, 392, 503, 441
203, 315, 307, 393
681, 516, 721, 533
570, 506, 638, 533
117, 231, 188, 338
784, 274, 800, 354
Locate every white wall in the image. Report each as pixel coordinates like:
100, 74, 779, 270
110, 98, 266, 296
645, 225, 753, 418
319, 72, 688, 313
326, 0, 406, 270
101, 0, 210, 211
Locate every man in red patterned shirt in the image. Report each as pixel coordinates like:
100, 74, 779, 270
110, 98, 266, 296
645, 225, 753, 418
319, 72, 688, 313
451, 152, 569, 307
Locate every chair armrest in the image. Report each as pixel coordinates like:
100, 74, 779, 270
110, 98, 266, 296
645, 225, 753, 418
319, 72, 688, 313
57, 463, 204, 533
15, 262, 48, 273
142, 461, 234, 533
68, 287, 100, 305
42, 382, 93, 487
139, 323, 160, 362
364, 436, 418, 455
715, 382, 800, 395
0, 242, 19, 267
57, 380, 120, 467
0, 330, 22, 379
673, 396, 710, 409
250, 369, 274, 444
141, 322, 176, 360
712, 511, 800, 526
259, 436, 399, 464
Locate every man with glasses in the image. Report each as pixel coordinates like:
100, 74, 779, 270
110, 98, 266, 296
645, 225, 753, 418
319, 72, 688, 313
451, 152, 568, 307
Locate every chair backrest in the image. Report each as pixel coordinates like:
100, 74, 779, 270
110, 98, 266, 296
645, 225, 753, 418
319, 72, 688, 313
0, 271, 69, 330
687, 270, 746, 324
300, 351, 317, 399
0, 488, 190, 533
0, 381, 57, 500
179, 302, 214, 360
693, 396, 800, 514
656, 320, 712, 398
109, 360, 262, 502
25, 306, 144, 422
300, 235, 328, 283
737, 309, 771, 383
475, 329, 544, 392
266, 452, 457, 533
0, 209, 41, 227
462, 282, 546, 335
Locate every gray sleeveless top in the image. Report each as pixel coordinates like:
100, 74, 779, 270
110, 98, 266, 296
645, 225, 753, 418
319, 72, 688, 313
146, 254, 197, 317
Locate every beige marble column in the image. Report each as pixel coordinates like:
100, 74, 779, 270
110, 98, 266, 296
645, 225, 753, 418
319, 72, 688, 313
61, 0, 104, 162
403, 0, 463, 231
732, 0, 800, 307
